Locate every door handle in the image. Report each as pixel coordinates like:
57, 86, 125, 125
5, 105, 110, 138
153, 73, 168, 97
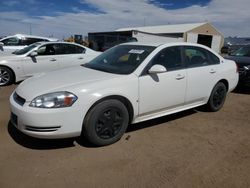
50, 58, 57, 62
78, 57, 84, 60
209, 69, 216, 73
175, 74, 185, 80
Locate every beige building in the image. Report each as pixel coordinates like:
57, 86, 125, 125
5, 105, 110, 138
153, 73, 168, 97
117, 22, 224, 53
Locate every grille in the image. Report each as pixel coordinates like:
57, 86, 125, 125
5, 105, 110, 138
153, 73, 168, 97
13, 92, 26, 106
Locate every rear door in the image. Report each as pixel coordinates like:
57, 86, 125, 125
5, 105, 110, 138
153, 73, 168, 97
184, 46, 221, 104
56, 44, 88, 68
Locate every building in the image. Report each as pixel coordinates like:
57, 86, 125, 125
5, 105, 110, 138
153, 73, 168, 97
88, 22, 224, 53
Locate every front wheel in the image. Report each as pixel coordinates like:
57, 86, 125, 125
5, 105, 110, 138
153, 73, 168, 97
206, 82, 227, 112
0, 66, 14, 86
82, 99, 129, 146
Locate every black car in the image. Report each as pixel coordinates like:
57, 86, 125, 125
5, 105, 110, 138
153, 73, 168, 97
225, 45, 250, 86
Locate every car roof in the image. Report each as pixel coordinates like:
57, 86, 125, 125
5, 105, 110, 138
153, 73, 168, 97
0, 34, 58, 41
35, 41, 86, 47
120, 41, 213, 48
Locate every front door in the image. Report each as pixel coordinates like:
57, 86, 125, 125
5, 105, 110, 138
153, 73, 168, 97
139, 46, 186, 116
22, 44, 59, 77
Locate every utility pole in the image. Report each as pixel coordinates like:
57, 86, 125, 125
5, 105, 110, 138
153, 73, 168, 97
29, 23, 32, 35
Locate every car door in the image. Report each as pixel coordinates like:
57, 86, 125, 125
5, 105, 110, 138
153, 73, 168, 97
184, 46, 221, 104
56, 44, 88, 69
138, 46, 187, 116
22, 44, 59, 77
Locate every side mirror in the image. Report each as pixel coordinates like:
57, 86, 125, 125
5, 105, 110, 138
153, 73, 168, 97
148, 64, 167, 74
29, 51, 38, 57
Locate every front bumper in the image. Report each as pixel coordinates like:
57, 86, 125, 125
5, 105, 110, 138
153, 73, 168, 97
9, 92, 84, 139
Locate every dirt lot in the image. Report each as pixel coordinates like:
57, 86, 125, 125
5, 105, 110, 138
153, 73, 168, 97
0, 85, 250, 188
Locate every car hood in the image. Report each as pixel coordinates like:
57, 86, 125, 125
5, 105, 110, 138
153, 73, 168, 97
225, 55, 250, 65
0, 54, 23, 62
16, 66, 122, 101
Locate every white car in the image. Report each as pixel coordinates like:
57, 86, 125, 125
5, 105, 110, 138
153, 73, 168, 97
0, 42, 101, 86
0, 34, 58, 56
10, 42, 239, 146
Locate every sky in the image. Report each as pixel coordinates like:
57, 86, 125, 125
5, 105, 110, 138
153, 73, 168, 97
0, 0, 249, 39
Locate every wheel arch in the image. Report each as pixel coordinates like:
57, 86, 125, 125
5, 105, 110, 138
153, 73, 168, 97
217, 79, 229, 92
0, 65, 16, 84
85, 95, 134, 124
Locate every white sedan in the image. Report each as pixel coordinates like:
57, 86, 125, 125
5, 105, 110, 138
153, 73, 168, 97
0, 34, 58, 55
0, 42, 100, 86
10, 42, 239, 146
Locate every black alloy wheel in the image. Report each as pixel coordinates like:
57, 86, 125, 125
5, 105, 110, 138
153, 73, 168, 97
83, 99, 129, 146
207, 82, 227, 112
96, 107, 124, 139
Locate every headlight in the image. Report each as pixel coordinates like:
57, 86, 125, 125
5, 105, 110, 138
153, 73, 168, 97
29, 91, 78, 108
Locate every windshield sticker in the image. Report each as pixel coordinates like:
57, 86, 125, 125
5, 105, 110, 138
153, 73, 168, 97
128, 49, 145, 54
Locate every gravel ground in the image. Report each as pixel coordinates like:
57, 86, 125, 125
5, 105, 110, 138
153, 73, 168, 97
0, 85, 250, 188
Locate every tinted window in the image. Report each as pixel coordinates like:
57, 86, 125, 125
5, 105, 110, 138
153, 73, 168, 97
14, 43, 40, 55
184, 46, 210, 67
1, 37, 20, 46
53, 44, 85, 55
21, 38, 48, 45
37, 44, 56, 55
83, 45, 155, 74
231, 46, 250, 57
151, 46, 183, 71
207, 51, 220, 64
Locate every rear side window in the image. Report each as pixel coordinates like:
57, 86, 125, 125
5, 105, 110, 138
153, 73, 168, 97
207, 51, 220, 64
21, 38, 48, 45
151, 46, 183, 71
1, 37, 20, 46
184, 46, 211, 68
54, 44, 85, 55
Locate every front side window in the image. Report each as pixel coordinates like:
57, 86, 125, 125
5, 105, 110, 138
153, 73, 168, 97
150, 46, 183, 71
83, 45, 155, 74
37, 44, 56, 55
14, 43, 40, 55
1, 37, 20, 46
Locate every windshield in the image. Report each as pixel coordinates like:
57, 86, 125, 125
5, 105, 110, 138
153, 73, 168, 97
83, 45, 155, 74
13, 43, 41, 55
231, 46, 250, 57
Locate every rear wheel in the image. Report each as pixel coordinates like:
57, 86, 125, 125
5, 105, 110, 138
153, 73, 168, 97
206, 82, 227, 112
0, 66, 14, 86
82, 99, 129, 146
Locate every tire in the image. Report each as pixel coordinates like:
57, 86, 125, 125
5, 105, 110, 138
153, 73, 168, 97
0, 66, 14, 86
206, 82, 227, 112
82, 99, 129, 146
